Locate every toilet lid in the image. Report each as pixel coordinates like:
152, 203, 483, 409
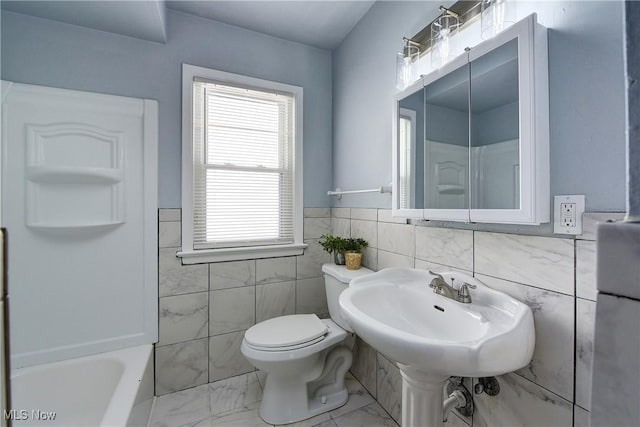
244, 314, 328, 349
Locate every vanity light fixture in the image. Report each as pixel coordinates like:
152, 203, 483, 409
396, 37, 422, 89
481, 0, 516, 40
396, 2, 487, 86
431, 6, 461, 68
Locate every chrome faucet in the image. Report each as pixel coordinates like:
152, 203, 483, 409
428, 271, 476, 304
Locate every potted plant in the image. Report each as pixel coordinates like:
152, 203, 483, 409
319, 234, 348, 265
344, 237, 368, 270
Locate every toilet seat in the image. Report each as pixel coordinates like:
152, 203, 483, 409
244, 314, 328, 351
245, 334, 326, 352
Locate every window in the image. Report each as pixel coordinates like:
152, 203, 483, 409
398, 108, 416, 209
179, 65, 305, 263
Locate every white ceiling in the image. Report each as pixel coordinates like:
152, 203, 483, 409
166, 1, 375, 50
1, 1, 168, 43
1, 0, 376, 50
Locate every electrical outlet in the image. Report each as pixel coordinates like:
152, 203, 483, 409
561, 203, 576, 227
554, 195, 585, 235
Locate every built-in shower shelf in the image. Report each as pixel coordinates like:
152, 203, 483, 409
27, 167, 123, 184
27, 221, 124, 231
437, 184, 465, 195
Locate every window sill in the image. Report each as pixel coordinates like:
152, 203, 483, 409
177, 243, 307, 264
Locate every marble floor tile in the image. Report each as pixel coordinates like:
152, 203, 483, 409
276, 412, 331, 427
209, 372, 263, 416
150, 384, 211, 427
149, 369, 391, 427
309, 419, 338, 427
206, 402, 270, 427
332, 402, 398, 427
256, 370, 267, 390
329, 373, 375, 418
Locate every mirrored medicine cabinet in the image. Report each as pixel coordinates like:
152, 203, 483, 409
392, 14, 549, 224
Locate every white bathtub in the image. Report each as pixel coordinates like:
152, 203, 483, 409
10, 345, 154, 427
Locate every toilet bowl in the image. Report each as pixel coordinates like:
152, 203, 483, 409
240, 263, 373, 425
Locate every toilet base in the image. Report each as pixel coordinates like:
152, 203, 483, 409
258, 345, 353, 425
259, 376, 349, 425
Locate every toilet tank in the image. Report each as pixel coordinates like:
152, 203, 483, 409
321, 263, 373, 332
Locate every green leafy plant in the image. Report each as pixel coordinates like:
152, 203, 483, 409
319, 234, 348, 254
344, 237, 368, 253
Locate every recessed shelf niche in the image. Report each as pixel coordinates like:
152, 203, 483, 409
25, 123, 125, 229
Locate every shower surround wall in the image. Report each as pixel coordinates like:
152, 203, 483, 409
330, 207, 621, 427
155, 208, 332, 395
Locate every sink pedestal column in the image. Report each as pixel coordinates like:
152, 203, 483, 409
399, 365, 449, 427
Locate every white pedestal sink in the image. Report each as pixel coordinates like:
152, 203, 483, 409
339, 268, 535, 427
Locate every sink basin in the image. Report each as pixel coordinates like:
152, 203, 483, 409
339, 268, 535, 378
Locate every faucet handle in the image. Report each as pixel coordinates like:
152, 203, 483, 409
457, 283, 475, 303
428, 270, 444, 280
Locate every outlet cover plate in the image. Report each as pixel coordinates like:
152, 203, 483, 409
554, 195, 585, 235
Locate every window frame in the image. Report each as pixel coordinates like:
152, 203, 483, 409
178, 64, 305, 264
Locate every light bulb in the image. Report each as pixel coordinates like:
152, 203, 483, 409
402, 56, 413, 88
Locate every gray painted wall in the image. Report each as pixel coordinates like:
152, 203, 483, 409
333, 1, 626, 212
626, 1, 640, 219
1, 9, 333, 208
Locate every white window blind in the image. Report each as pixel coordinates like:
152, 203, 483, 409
398, 108, 416, 210
192, 79, 296, 250
399, 116, 411, 209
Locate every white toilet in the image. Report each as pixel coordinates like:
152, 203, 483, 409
241, 263, 373, 424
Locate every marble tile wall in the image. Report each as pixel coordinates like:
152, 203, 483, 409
334, 209, 623, 427
156, 208, 332, 395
